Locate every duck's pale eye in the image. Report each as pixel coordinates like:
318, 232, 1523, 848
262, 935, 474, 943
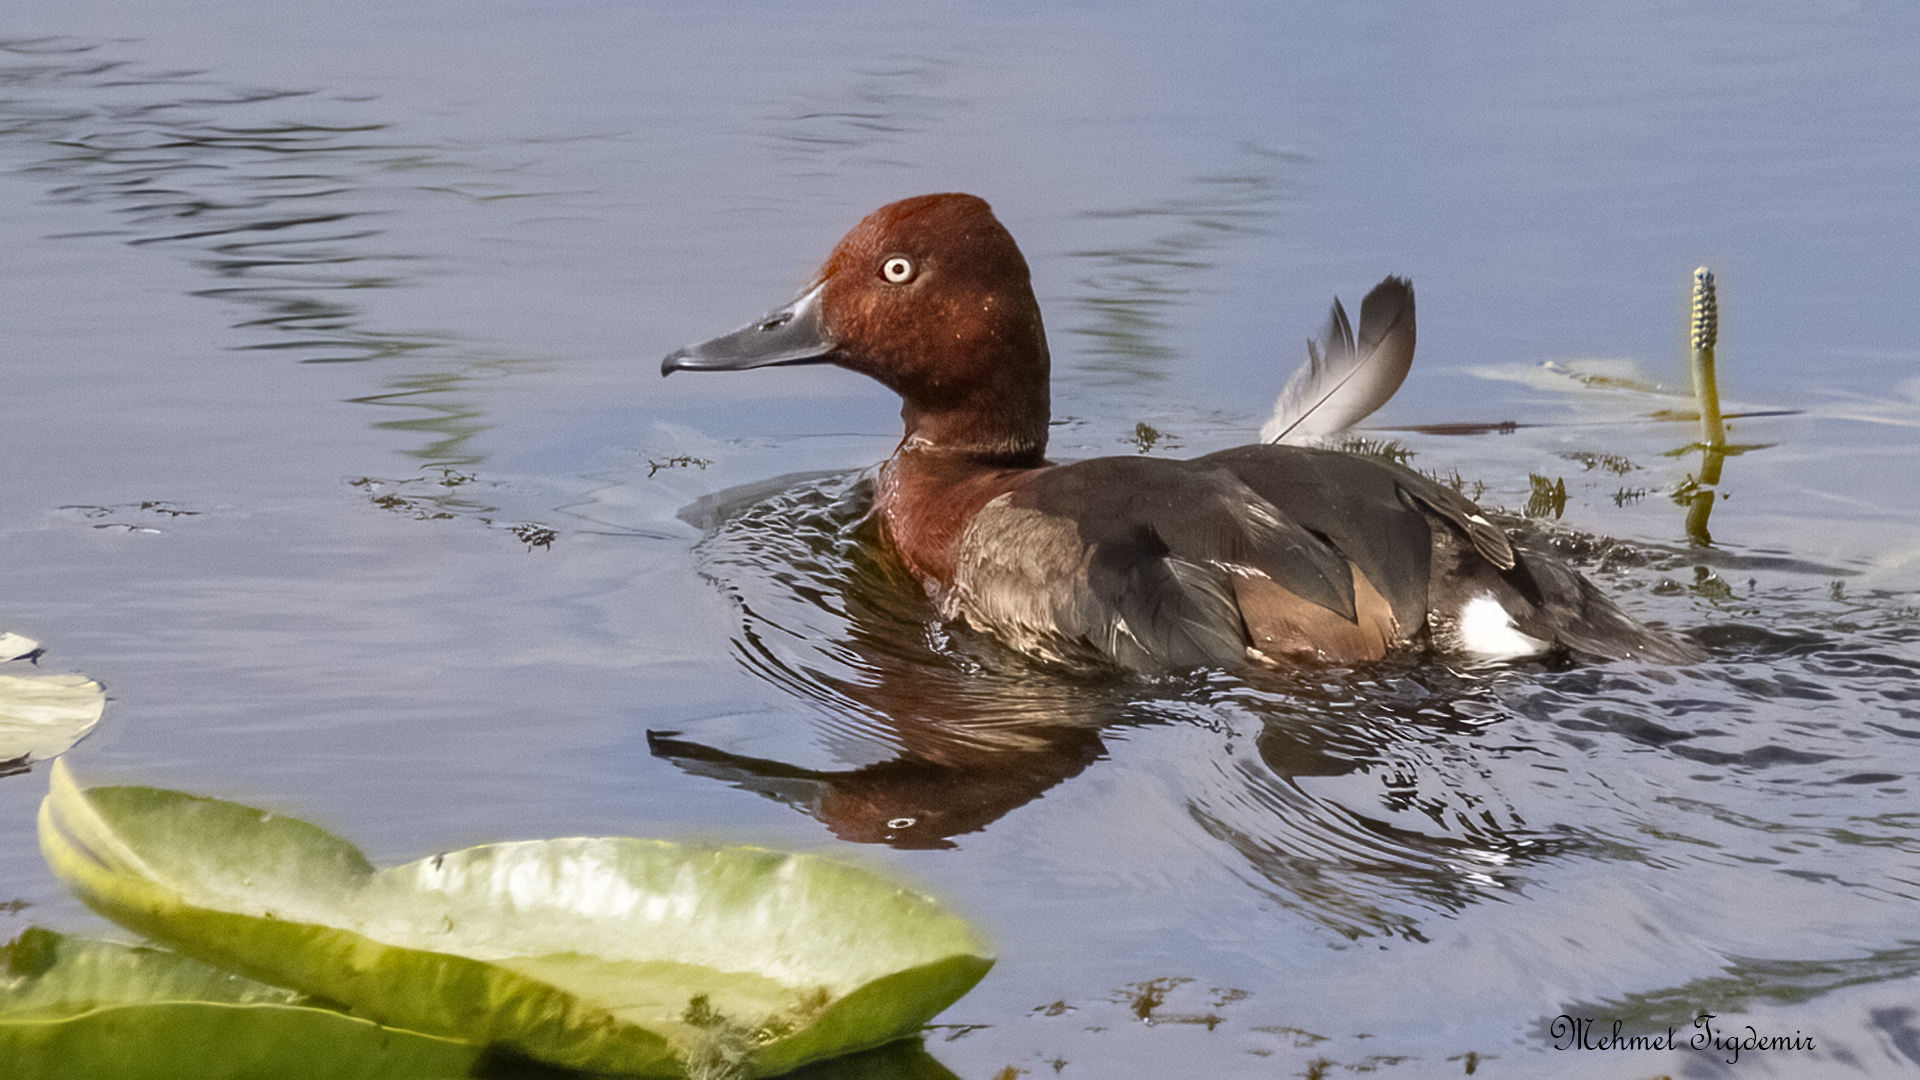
880, 256, 915, 284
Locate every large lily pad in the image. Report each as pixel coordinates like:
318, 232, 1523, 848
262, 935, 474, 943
0, 926, 477, 1080
38, 761, 992, 1077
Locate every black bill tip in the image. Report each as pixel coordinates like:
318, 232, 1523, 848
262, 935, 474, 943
659, 282, 833, 377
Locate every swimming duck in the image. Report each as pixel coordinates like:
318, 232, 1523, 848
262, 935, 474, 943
663, 193, 1695, 671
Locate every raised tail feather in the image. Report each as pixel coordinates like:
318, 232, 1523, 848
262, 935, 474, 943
1262, 276, 1416, 445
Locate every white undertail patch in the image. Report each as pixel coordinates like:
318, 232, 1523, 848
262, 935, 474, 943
1458, 594, 1551, 658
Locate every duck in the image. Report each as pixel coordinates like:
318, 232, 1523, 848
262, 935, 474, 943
662, 193, 1697, 672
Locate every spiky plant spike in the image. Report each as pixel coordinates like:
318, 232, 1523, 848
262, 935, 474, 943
1689, 267, 1725, 449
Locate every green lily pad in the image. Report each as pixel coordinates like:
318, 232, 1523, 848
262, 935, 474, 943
0, 926, 477, 1080
38, 761, 992, 1078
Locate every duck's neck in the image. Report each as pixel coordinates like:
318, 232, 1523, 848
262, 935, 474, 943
870, 308, 1054, 585
891, 294, 1052, 463
894, 369, 1051, 467
875, 440, 1044, 590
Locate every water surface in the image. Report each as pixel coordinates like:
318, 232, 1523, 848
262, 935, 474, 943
4, 3, 1920, 1076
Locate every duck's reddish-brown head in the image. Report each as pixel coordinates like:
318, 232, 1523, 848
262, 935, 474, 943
663, 194, 1051, 463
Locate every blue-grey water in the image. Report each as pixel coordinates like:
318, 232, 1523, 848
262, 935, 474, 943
4, 3, 1920, 1076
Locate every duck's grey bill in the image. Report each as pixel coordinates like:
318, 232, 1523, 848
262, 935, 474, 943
661, 283, 834, 375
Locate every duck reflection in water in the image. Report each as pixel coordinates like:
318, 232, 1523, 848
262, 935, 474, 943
647, 722, 1104, 851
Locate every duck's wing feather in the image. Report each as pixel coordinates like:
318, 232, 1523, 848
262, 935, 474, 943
1196, 445, 1451, 633
951, 455, 1400, 670
952, 443, 1689, 664
1210, 445, 1699, 664
952, 445, 1694, 670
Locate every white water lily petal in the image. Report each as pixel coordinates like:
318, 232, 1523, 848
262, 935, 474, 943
0, 632, 39, 661
0, 675, 105, 767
